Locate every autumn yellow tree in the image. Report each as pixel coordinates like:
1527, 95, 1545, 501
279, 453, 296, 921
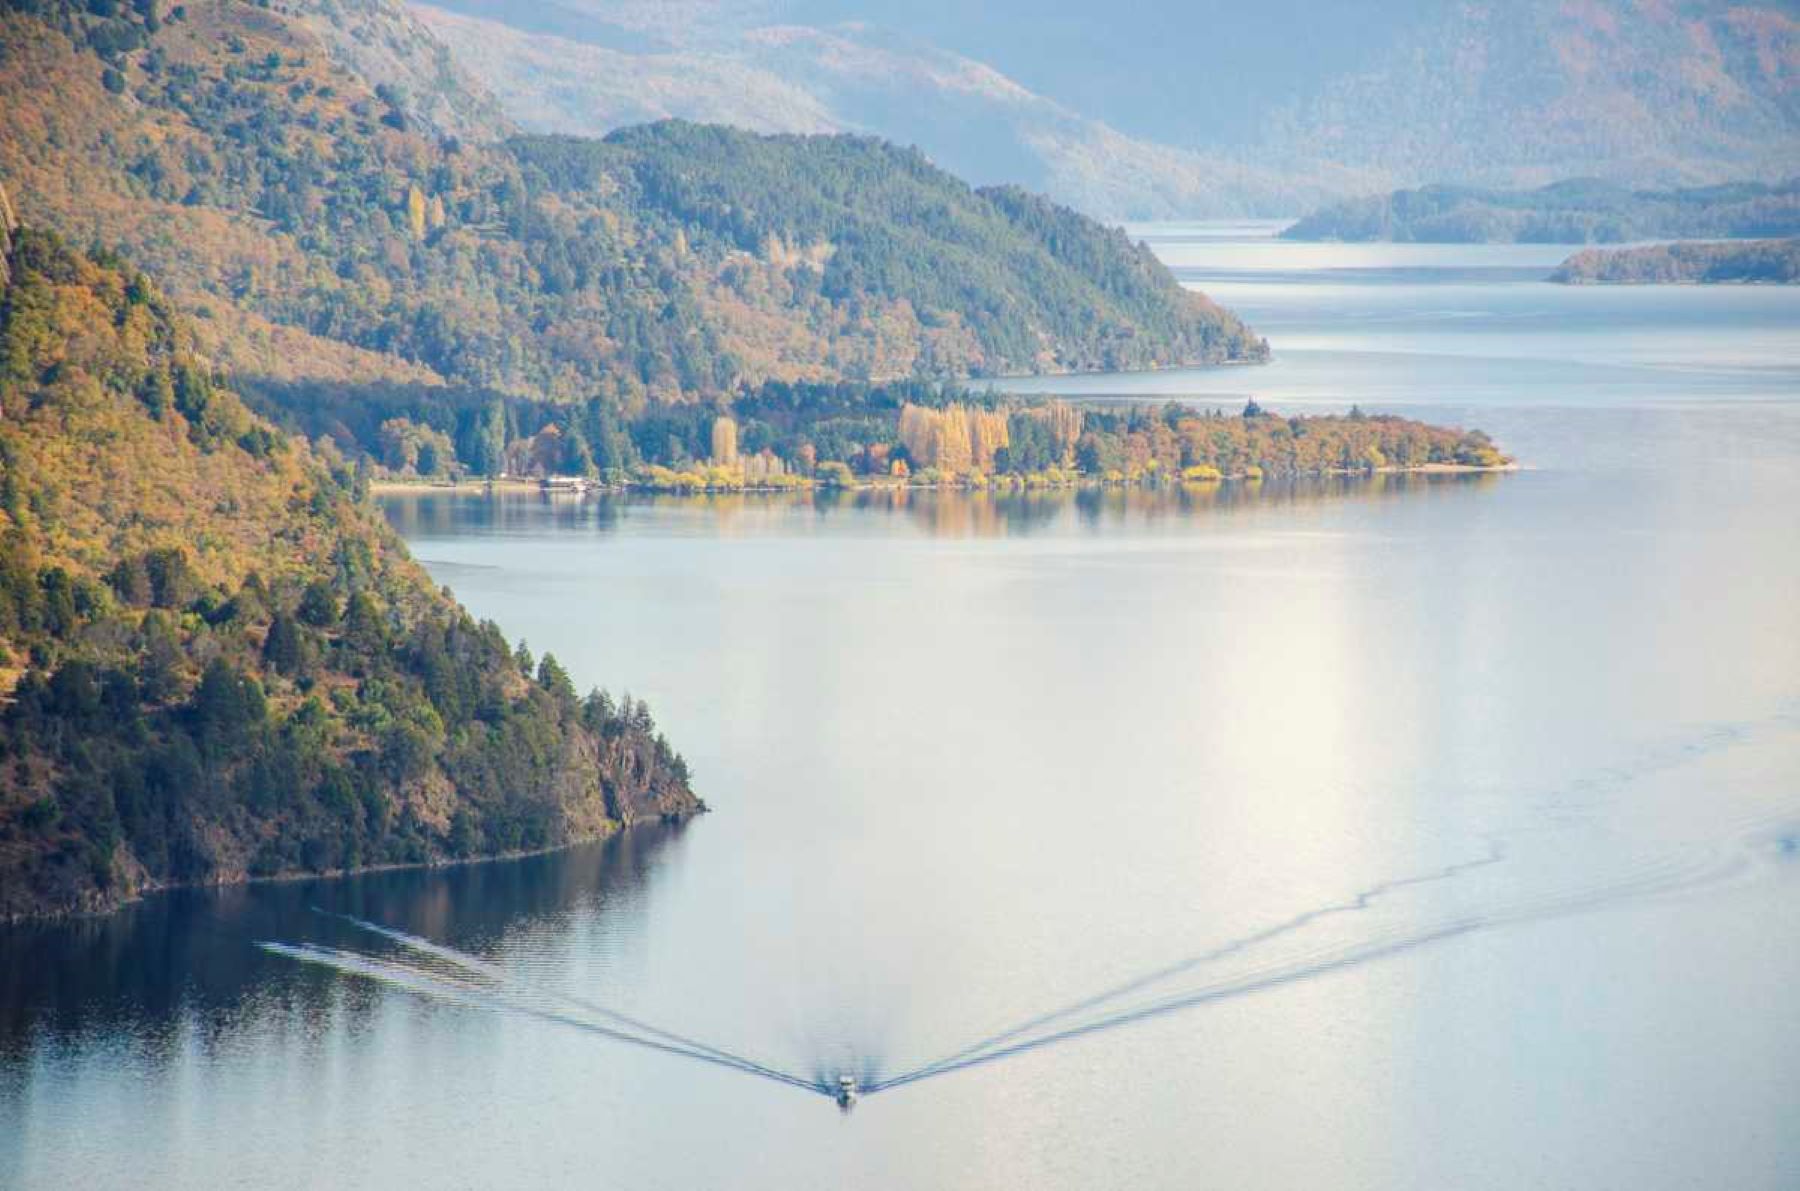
710, 415, 739, 466
967, 407, 1009, 470
933, 405, 974, 473
898, 403, 935, 464
405, 185, 428, 241
898, 402, 1001, 474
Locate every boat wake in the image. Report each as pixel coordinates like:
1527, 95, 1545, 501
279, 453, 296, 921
259, 703, 1800, 1107
263, 916, 829, 1096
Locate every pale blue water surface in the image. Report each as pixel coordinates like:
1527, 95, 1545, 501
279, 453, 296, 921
3, 225, 1798, 1190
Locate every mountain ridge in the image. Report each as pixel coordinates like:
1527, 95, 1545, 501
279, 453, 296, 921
412, 0, 1800, 219
411, 1, 1375, 220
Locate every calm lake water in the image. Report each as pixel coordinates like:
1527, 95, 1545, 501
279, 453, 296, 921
6, 227, 1800, 1189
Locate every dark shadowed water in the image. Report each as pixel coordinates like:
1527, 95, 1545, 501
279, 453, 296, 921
4, 227, 1799, 1189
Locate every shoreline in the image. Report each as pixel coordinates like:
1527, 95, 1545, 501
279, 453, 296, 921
1552, 277, 1797, 287
980, 354, 1271, 386
850, 351, 1272, 391
370, 477, 547, 494
372, 461, 1517, 499
1, 809, 703, 927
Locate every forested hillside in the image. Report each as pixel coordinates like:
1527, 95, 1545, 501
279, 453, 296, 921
0, 222, 699, 920
0, 0, 1262, 411
1284, 179, 1800, 244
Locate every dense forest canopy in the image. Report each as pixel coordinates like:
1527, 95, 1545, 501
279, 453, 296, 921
1284, 179, 1800, 244
0, 223, 699, 920
0, 0, 1264, 414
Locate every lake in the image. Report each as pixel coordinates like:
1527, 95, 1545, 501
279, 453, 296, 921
5, 226, 1799, 1189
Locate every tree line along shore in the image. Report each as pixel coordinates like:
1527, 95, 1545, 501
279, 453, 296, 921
285, 381, 1511, 497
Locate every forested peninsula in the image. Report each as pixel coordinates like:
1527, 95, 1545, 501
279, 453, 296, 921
0, 221, 699, 921
1551, 238, 1800, 285
1284, 179, 1800, 244
266, 380, 1509, 493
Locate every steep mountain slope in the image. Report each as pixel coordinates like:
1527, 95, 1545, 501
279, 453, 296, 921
0, 219, 698, 919
294, 0, 514, 142
0, 0, 1263, 405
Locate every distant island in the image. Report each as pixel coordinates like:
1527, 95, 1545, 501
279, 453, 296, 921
0, 222, 700, 922
1284, 178, 1800, 244
1551, 239, 1800, 285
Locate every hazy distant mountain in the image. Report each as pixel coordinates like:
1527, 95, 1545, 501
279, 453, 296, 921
1285, 179, 1800, 243
416, 0, 1799, 218
1257, 1, 1800, 190
411, 4, 1370, 218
